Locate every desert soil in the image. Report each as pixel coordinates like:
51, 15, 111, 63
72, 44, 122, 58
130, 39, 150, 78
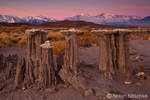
0, 40, 150, 100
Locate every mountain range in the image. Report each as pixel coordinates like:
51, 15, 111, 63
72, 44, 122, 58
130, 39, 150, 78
65, 13, 150, 26
0, 13, 150, 26
0, 14, 56, 24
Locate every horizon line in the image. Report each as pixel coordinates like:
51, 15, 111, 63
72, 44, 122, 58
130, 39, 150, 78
0, 12, 149, 20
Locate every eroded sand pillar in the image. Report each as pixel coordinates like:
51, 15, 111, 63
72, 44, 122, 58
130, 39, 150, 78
14, 57, 26, 88
60, 29, 83, 74
24, 29, 48, 86
39, 41, 57, 88
59, 29, 88, 90
92, 29, 131, 79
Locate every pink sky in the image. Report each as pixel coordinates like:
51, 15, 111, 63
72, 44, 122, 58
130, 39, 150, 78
0, 0, 150, 19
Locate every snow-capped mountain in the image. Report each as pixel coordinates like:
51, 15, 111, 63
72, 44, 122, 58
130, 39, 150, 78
142, 16, 150, 22
0, 14, 23, 23
96, 13, 141, 23
0, 13, 150, 26
65, 13, 100, 24
22, 16, 56, 24
0, 14, 56, 24
65, 13, 143, 26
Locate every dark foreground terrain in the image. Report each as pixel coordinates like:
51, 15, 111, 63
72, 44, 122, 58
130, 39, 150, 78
0, 40, 150, 100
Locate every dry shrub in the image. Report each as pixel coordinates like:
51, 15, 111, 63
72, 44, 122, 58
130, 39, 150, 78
47, 31, 65, 41
0, 32, 14, 47
139, 63, 147, 71
78, 27, 99, 47
0, 26, 12, 33
80, 26, 92, 32
146, 34, 150, 40
78, 36, 91, 47
130, 34, 138, 40
47, 27, 68, 31
11, 26, 27, 34
78, 34, 98, 47
0, 32, 8, 39
18, 35, 27, 47
52, 41, 66, 55
10, 33, 23, 43
3, 39, 14, 47
0, 41, 3, 48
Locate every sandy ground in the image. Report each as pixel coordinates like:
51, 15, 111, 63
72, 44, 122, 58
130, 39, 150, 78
0, 40, 150, 100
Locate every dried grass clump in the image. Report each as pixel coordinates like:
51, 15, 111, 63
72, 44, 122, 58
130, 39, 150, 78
0, 32, 14, 47
11, 26, 28, 34
0, 41, 3, 48
78, 35, 98, 47
18, 35, 27, 47
139, 63, 147, 71
6, 40, 14, 47
47, 31, 65, 41
78, 30, 98, 47
52, 41, 66, 55
77, 26, 99, 47
130, 34, 138, 40
146, 34, 150, 40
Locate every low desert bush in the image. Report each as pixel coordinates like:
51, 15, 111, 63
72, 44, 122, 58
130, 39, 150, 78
18, 35, 27, 47
47, 31, 65, 41
80, 26, 92, 32
78, 36, 92, 47
6, 40, 14, 47
78, 32, 99, 47
0, 41, 3, 48
146, 34, 150, 40
0, 32, 14, 47
11, 26, 28, 34
139, 63, 147, 71
10, 33, 24, 43
52, 41, 66, 55
130, 34, 138, 40
47, 27, 68, 31
0, 26, 12, 33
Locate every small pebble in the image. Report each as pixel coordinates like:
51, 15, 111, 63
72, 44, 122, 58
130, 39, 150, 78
124, 81, 132, 85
